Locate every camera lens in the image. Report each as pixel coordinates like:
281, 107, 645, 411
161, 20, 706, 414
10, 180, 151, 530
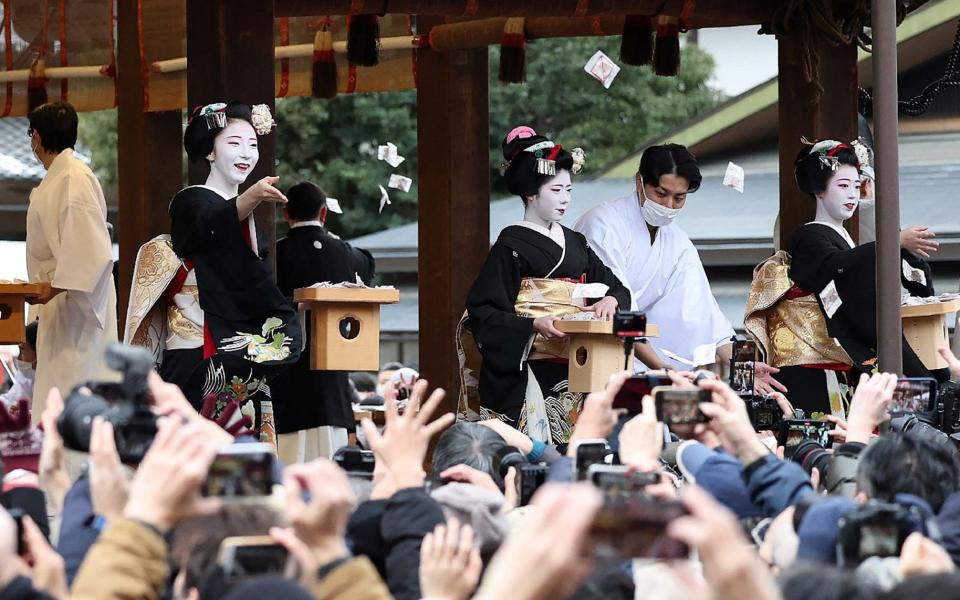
496, 446, 528, 479
56, 388, 110, 453
791, 439, 831, 478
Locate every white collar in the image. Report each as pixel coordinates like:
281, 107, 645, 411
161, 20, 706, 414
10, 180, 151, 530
291, 220, 323, 229
808, 221, 855, 249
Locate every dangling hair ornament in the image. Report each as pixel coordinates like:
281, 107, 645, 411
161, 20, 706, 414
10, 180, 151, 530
195, 102, 227, 129
570, 147, 586, 174
801, 137, 844, 171
250, 104, 276, 136
525, 140, 558, 176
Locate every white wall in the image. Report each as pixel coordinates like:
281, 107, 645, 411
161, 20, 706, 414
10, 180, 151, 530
694, 26, 778, 97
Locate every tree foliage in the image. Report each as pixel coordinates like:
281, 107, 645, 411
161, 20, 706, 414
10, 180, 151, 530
78, 36, 722, 240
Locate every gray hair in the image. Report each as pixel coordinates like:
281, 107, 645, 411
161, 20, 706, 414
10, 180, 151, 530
431, 422, 508, 489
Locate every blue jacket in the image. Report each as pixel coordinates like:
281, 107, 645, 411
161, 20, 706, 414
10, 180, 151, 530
743, 454, 816, 516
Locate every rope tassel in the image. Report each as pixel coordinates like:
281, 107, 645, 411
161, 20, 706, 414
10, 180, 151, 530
653, 16, 680, 77
620, 15, 654, 66
27, 57, 48, 111
311, 29, 338, 99
499, 17, 527, 84
347, 14, 380, 67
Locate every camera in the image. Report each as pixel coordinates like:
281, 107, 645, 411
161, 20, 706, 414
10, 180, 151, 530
837, 501, 929, 567
888, 413, 953, 449
572, 439, 611, 481
588, 464, 661, 499
745, 395, 783, 432
497, 445, 548, 507
613, 311, 646, 338
56, 343, 157, 464
790, 439, 832, 479
333, 445, 375, 479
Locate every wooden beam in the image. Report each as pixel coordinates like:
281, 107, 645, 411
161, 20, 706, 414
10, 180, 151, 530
416, 16, 490, 413
116, 0, 183, 326
275, 0, 775, 23
777, 35, 859, 245
186, 0, 278, 270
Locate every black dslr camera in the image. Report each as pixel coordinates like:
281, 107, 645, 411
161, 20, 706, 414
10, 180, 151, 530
745, 395, 783, 432
333, 445, 376, 479
57, 343, 157, 465
837, 500, 931, 567
497, 446, 548, 507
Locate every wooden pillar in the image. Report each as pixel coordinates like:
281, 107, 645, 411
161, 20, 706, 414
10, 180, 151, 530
416, 16, 490, 412
185, 0, 277, 267
116, 0, 183, 326
777, 35, 859, 244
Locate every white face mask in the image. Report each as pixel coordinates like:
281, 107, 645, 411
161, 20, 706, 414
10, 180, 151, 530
14, 359, 34, 378
638, 182, 682, 227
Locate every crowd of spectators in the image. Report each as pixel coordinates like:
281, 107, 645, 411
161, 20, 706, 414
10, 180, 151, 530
3, 344, 960, 600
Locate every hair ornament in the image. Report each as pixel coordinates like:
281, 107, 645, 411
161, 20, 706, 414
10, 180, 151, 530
506, 125, 537, 144
250, 104, 276, 136
194, 102, 227, 129
850, 137, 873, 172
523, 140, 555, 154
570, 147, 586, 174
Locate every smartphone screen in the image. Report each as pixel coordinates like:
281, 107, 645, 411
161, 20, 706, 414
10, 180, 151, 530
202, 443, 275, 498
589, 465, 661, 500
220, 537, 289, 580
574, 440, 610, 481
858, 524, 902, 559
612, 375, 672, 413
654, 388, 710, 425
591, 495, 689, 559
778, 419, 832, 453
890, 378, 937, 415
729, 340, 757, 398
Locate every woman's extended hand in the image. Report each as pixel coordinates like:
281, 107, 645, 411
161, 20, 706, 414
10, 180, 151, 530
590, 296, 618, 321
533, 316, 565, 339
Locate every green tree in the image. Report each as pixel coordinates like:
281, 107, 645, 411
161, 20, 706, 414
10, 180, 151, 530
78, 35, 722, 240
488, 38, 722, 193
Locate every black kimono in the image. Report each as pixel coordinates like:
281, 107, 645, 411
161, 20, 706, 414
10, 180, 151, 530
465, 223, 631, 443
787, 222, 934, 382
169, 185, 302, 439
272, 224, 376, 433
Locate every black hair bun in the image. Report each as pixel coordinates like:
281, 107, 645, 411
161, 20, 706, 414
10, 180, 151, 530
501, 127, 575, 198
183, 101, 254, 163
793, 144, 860, 195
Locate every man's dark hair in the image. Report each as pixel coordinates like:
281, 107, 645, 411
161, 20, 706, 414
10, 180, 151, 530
880, 574, 960, 600
349, 371, 377, 394
285, 181, 327, 221
28, 101, 78, 153
24, 321, 38, 351
778, 563, 878, 600
857, 431, 960, 512
169, 504, 282, 592
431, 422, 508, 490
637, 143, 702, 193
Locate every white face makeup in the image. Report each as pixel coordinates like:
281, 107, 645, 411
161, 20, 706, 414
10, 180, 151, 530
817, 165, 861, 222
207, 119, 259, 186
527, 170, 572, 223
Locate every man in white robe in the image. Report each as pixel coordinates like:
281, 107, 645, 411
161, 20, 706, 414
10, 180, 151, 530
25, 101, 117, 417
576, 190, 734, 371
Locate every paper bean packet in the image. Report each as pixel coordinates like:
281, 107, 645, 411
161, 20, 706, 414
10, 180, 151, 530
388, 174, 413, 193
377, 142, 405, 168
584, 50, 621, 89
723, 161, 745, 193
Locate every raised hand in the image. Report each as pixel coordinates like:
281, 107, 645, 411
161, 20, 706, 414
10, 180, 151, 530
845, 372, 896, 444
360, 379, 455, 490
419, 518, 483, 600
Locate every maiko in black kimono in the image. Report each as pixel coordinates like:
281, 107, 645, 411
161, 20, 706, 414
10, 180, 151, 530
787, 222, 935, 380
169, 185, 302, 441
465, 223, 630, 443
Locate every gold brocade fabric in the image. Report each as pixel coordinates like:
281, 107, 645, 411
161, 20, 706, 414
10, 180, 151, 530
123, 236, 183, 361
167, 285, 202, 340
744, 252, 852, 368
515, 278, 583, 360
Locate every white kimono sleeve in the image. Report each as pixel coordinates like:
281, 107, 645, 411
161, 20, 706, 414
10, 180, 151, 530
50, 174, 114, 327
576, 215, 634, 309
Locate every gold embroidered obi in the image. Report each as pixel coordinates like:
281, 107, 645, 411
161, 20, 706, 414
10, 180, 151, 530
167, 284, 203, 341
514, 277, 585, 360
744, 252, 851, 368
